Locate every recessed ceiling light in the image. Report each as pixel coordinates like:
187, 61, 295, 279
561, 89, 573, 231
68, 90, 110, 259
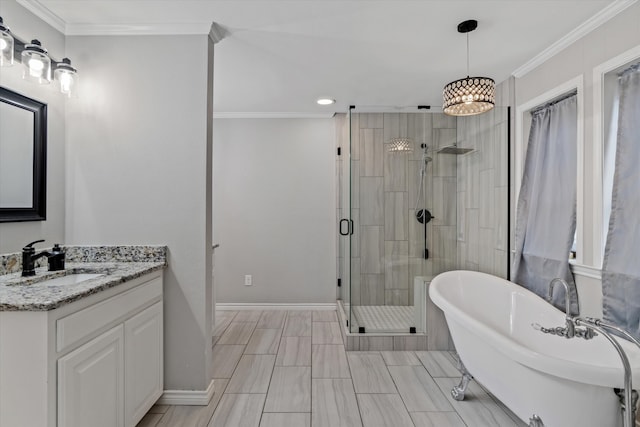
317, 98, 335, 105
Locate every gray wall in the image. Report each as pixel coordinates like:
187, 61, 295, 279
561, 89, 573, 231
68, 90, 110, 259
65, 34, 214, 391
213, 118, 336, 304
0, 1, 65, 253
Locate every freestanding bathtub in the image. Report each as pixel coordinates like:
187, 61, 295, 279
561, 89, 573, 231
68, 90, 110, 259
430, 270, 640, 427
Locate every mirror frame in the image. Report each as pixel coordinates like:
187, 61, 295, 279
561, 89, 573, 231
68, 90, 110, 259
0, 86, 47, 222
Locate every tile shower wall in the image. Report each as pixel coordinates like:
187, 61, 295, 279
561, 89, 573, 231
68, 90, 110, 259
350, 112, 458, 306
456, 108, 509, 278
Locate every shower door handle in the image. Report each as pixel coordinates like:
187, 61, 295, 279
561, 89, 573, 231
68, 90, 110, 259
350, 219, 354, 235
339, 219, 349, 236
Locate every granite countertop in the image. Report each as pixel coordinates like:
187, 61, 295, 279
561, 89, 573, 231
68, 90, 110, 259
0, 245, 167, 312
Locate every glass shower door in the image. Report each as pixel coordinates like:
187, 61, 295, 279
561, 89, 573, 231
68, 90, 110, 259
337, 112, 352, 329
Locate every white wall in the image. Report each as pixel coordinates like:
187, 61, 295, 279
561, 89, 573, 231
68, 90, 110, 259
514, 2, 640, 316
0, 0, 65, 253
213, 118, 336, 304
65, 34, 214, 391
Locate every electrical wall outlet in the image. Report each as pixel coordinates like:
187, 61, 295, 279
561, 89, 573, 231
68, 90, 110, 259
244, 275, 252, 286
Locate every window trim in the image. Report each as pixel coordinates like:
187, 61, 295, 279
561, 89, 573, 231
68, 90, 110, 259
592, 44, 640, 269
515, 75, 584, 264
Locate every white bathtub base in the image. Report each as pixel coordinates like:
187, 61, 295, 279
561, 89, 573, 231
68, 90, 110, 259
448, 316, 622, 427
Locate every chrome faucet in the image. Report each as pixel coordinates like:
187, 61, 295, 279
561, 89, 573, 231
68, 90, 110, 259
547, 278, 577, 338
567, 318, 638, 427
535, 278, 640, 427
534, 291, 640, 426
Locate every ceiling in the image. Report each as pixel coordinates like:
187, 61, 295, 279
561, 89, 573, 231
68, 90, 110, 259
16, 0, 625, 114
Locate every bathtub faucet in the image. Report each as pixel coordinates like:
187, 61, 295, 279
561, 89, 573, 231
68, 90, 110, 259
547, 278, 577, 338
572, 317, 638, 427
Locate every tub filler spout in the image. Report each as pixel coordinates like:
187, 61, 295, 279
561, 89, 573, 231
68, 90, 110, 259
547, 278, 577, 338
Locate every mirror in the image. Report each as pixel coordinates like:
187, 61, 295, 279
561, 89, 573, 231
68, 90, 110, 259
0, 87, 47, 222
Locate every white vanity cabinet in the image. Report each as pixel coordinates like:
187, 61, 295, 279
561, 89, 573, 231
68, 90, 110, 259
58, 324, 125, 427
124, 302, 164, 425
0, 270, 163, 427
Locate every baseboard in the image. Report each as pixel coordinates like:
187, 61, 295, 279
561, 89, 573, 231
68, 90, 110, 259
216, 303, 337, 311
158, 379, 215, 406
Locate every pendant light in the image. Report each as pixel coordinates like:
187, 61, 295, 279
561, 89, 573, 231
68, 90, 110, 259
0, 17, 13, 66
21, 39, 51, 84
443, 20, 495, 116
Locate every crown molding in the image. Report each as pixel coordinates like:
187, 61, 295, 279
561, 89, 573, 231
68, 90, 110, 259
512, 0, 638, 78
209, 22, 227, 44
16, 0, 214, 36
65, 22, 213, 36
16, 0, 66, 34
213, 112, 336, 119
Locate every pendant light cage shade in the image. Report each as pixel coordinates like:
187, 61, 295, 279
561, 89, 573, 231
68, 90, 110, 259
54, 57, 78, 97
388, 137, 414, 153
443, 76, 495, 116
0, 17, 13, 67
21, 39, 51, 84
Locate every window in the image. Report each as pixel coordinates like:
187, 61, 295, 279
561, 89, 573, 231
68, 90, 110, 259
593, 45, 640, 268
515, 76, 583, 264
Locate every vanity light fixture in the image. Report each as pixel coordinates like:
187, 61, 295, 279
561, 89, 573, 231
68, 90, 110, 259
0, 17, 13, 66
317, 98, 335, 105
443, 20, 495, 116
0, 16, 78, 96
54, 58, 77, 97
21, 39, 51, 84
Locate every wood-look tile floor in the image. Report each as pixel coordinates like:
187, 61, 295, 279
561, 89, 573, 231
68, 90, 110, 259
137, 310, 527, 427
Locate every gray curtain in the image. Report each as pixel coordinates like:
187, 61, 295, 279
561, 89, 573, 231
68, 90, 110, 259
512, 93, 578, 314
602, 64, 640, 339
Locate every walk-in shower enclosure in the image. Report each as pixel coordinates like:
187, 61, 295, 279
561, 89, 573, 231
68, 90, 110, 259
336, 107, 509, 334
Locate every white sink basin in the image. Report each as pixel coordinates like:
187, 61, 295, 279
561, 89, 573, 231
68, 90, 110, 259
41, 274, 104, 286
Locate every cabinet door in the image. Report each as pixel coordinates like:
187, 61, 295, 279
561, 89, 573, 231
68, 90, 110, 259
58, 324, 124, 427
125, 302, 163, 427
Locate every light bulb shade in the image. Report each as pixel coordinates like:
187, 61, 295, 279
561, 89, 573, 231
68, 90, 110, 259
54, 58, 78, 97
21, 40, 51, 84
0, 17, 13, 67
443, 76, 495, 116
388, 137, 413, 153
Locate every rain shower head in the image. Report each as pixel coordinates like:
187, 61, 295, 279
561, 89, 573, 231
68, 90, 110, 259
437, 144, 474, 155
